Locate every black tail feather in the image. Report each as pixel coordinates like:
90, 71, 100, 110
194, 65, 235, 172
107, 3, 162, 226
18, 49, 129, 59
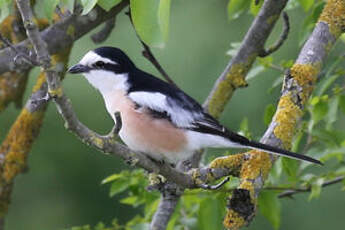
246, 140, 322, 165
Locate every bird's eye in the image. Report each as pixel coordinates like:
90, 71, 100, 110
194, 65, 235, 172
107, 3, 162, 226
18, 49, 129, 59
94, 61, 105, 68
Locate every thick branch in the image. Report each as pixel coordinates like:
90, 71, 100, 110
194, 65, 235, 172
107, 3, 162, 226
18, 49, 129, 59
0, 0, 129, 74
223, 1, 345, 229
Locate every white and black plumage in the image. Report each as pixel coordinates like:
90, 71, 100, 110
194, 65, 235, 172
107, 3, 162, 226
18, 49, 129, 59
68, 47, 321, 165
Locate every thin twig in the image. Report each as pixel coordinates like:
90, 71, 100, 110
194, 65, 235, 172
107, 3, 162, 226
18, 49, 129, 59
91, 17, 116, 43
0, 33, 39, 66
125, 11, 177, 87
277, 176, 345, 198
199, 177, 230, 190
258, 12, 290, 57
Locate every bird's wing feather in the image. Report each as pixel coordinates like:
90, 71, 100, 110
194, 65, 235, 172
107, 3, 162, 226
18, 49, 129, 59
127, 69, 250, 144
128, 91, 250, 145
128, 91, 202, 128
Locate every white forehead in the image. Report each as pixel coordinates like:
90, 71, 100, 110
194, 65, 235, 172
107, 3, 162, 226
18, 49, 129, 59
79, 51, 117, 66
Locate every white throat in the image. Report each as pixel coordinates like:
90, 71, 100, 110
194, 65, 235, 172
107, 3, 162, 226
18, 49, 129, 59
83, 70, 129, 95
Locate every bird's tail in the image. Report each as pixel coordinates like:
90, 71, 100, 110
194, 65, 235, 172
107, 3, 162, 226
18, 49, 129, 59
245, 140, 322, 165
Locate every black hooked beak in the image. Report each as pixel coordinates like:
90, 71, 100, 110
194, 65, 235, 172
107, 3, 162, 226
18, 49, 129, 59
67, 64, 89, 74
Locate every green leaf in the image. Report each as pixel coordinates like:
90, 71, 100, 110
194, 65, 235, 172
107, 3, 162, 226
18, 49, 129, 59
309, 177, 324, 200
264, 104, 276, 126
0, 0, 10, 23
198, 197, 223, 230
297, 0, 314, 11
308, 97, 328, 132
249, 0, 263, 16
109, 179, 129, 196
316, 74, 343, 96
258, 56, 273, 68
339, 95, 345, 115
81, 0, 98, 15
238, 117, 251, 138
227, 0, 250, 20
102, 173, 125, 184
258, 191, 281, 230
97, 0, 121, 11
298, 2, 324, 45
326, 96, 339, 129
60, 0, 75, 13
282, 157, 299, 182
226, 42, 242, 57
130, 0, 171, 48
120, 196, 139, 206
267, 158, 283, 184
131, 223, 150, 230
246, 65, 265, 81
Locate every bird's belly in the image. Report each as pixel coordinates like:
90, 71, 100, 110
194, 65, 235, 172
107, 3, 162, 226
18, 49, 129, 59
119, 110, 189, 163
105, 91, 189, 163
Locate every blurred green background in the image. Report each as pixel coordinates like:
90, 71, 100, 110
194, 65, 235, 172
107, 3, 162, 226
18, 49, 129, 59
2, 0, 345, 229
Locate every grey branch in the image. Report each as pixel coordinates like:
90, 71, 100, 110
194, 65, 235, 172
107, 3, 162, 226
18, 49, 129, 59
91, 17, 116, 43
204, 0, 289, 111
258, 12, 290, 57
0, 0, 129, 74
150, 182, 183, 230
0, 33, 39, 66
225, 14, 340, 228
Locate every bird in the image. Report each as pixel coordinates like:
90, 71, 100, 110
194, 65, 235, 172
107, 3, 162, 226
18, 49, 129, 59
67, 47, 321, 166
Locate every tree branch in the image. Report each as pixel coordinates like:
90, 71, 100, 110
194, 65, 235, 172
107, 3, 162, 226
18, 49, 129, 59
277, 176, 345, 198
126, 11, 177, 87
0, 0, 129, 74
203, 0, 289, 118
223, 1, 345, 228
258, 12, 290, 57
91, 17, 116, 43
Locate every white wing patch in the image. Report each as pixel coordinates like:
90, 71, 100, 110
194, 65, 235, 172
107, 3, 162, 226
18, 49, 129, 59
128, 91, 202, 127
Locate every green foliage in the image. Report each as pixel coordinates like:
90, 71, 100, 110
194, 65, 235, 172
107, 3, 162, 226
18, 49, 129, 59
258, 191, 281, 230
60, 0, 75, 13
297, 0, 314, 12
0, 0, 10, 23
97, 0, 121, 11
130, 0, 171, 48
227, 0, 250, 20
198, 197, 223, 230
263, 104, 276, 126
298, 1, 325, 45
44, 0, 59, 21
81, 0, 98, 15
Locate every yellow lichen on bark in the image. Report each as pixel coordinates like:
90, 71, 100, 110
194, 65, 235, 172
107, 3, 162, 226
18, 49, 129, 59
319, 0, 345, 37
209, 153, 244, 170
273, 63, 318, 149
273, 94, 303, 149
240, 151, 271, 181
208, 64, 249, 118
223, 209, 246, 230
0, 47, 71, 217
290, 64, 318, 104
1, 108, 46, 182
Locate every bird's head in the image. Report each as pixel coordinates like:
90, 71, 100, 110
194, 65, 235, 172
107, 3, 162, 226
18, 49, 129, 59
68, 47, 135, 94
